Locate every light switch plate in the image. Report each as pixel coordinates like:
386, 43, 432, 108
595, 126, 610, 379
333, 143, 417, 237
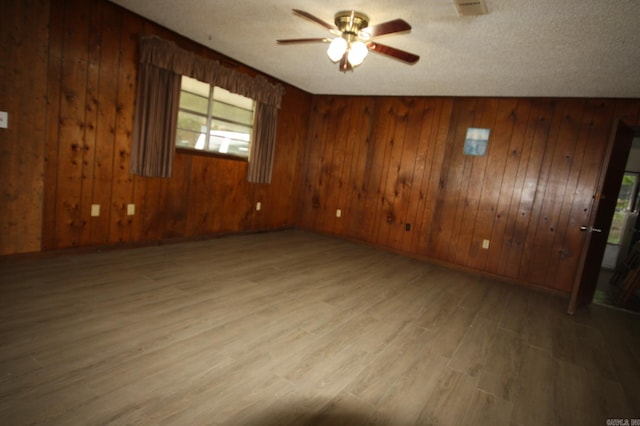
127, 204, 135, 215
0, 111, 8, 129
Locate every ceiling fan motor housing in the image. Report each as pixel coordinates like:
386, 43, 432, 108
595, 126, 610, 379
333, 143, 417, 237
334, 10, 369, 40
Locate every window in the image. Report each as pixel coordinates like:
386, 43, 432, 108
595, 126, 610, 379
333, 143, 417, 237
176, 76, 255, 160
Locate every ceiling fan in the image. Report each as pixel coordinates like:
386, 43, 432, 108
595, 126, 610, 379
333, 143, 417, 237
277, 9, 420, 72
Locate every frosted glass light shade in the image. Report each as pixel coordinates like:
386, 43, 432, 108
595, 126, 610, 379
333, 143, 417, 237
327, 37, 348, 62
347, 41, 369, 66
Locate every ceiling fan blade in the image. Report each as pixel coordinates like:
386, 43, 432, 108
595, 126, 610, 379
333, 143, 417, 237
292, 9, 335, 31
277, 38, 331, 44
367, 42, 420, 64
362, 19, 411, 38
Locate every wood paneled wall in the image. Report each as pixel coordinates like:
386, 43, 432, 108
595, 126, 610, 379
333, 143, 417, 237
299, 96, 640, 293
0, 0, 50, 254
0, 0, 310, 255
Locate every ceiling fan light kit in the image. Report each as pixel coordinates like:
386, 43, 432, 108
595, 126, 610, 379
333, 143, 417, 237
277, 9, 419, 73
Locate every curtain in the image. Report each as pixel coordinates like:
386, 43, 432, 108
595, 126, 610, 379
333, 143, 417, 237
247, 103, 278, 183
131, 36, 285, 183
130, 63, 181, 177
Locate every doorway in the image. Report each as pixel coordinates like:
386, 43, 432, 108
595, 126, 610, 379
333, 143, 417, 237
594, 170, 640, 313
569, 122, 638, 314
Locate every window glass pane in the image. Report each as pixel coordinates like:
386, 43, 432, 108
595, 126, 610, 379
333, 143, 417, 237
213, 86, 253, 110
176, 129, 204, 149
179, 91, 209, 114
176, 77, 254, 159
177, 110, 207, 133
212, 100, 254, 125
181, 76, 210, 97
209, 121, 252, 157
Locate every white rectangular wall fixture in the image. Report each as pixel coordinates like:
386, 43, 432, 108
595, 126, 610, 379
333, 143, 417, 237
256, 202, 261, 211
0, 111, 7, 128
336, 209, 342, 218
482, 239, 490, 249
127, 204, 135, 215
91, 204, 100, 217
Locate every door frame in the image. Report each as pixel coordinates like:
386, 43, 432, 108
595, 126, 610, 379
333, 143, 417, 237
568, 120, 639, 314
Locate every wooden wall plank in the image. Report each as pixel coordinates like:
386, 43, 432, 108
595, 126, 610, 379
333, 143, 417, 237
467, 98, 518, 272
522, 100, 586, 285
363, 98, 400, 245
53, 0, 91, 248
429, 98, 477, 260
80, 0, 103, 247
89, 1, 121, 245
107, 10, 141, 244
0, 0, 49, 254
387, 97, 428, 250
499, 100, 555, 279
551, 100, 615, 291
452, 98, 498, 267
42, 0, 65, 251
322, 97, 351, 235
298, 97, 333, 231
400, 98, 441, 253
336, 97, 371, 238
269, 87, 312, 229
484, 99, 530, 274
415, 99, 453, 255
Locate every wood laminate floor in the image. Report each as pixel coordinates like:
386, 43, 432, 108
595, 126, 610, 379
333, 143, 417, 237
1, 230, 639, 425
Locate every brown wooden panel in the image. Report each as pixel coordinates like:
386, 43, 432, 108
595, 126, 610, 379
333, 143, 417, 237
323, 96, 368, 238
378, 97, 422, 249
0, 0, 49, 255
520, 100, 586, 285
53, 0, 91, 248
467, 99, 518, 271
499, 100, 555, 279
89, 1, 122, 245
41, 0, 65, 251
80, 0, 103, 247
453, 99, 498, 267
268, 87, 312, 229
415, 98, 453, 255
320, 96, 351, 235
360, 98, 398, 244
428, 98, 478, 260
107, 10, 142, 244
551, 100, 615, 292
399, 98, 441, 253
298, 97, 332, 231
484, 99, 531, 274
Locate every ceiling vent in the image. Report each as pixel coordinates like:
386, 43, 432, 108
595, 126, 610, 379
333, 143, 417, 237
453, 0, 488, 16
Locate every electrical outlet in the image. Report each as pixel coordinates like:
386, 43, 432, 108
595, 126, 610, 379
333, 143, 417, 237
256, 202, 261, 211
482, 239, 490, 249
0, 111, 7, 129
91, 204, 100, 217
336, 209, 342, 218
127, 204, 135, 215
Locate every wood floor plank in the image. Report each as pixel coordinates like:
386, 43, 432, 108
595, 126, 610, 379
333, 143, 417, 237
1, 230, 638, 425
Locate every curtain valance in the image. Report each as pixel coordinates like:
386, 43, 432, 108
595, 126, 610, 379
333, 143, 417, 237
139, 35, 284, 108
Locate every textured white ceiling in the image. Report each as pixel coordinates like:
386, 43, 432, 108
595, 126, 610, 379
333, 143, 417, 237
110, 0, 640, 97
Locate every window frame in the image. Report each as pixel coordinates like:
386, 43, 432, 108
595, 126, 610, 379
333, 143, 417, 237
175, 76, 256, 162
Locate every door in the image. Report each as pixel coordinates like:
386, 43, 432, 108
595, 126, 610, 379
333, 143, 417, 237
568, 121, 635, 314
